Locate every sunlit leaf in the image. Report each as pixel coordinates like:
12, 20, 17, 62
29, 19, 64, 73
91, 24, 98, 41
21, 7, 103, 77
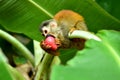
51, 30, 120, 80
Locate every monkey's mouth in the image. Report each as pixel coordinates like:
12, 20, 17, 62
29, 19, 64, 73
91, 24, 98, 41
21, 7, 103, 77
41, 34, 61, 51
46, 34, 55, 38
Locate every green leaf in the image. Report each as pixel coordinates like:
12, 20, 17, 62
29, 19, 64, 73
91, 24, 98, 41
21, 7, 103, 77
0, 0, 51, 41
0, 62, 13, 80
51, 30, 120, 80
96, 0, 120, 20
59, 49, 77, 64
0, 0, 120, 41
0, 48, 12, 80
0, 48, 25, 80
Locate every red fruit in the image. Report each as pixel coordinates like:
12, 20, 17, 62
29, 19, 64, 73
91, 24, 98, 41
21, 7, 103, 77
44, 36, 58, 50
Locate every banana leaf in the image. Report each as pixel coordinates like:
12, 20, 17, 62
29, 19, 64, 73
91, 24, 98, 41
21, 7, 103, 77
0, 0, 120, 41
51, 30, 120, 80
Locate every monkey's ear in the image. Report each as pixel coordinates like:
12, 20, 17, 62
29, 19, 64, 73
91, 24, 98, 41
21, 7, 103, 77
49, 20, 58, 28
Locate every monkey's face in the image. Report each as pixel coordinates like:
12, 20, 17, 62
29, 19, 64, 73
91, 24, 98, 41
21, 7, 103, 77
39, 19, 61, 55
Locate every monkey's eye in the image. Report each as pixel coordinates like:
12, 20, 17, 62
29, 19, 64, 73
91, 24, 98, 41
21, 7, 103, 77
42, 27, 49, 36
44, 30, 47, 33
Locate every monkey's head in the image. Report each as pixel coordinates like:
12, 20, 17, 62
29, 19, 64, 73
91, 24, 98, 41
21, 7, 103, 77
39, 19, 62, 56
40, 19, 62, 38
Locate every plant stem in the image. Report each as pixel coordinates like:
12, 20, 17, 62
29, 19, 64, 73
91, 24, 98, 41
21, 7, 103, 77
35, 53, 54, 80
0, 29, 34, 66
68, 30, 101, 41
34, 40, 44, 67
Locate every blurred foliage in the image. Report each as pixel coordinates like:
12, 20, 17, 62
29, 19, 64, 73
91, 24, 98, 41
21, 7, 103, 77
96, 0, 120, 20
0, 0, 120, 80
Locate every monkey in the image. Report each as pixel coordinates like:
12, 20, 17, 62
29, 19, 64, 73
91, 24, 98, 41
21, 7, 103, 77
39, 10, 88, 56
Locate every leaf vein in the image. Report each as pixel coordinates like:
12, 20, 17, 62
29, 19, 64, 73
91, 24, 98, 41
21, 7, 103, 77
28, 0, 53, 18
105, 42, 120, 67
